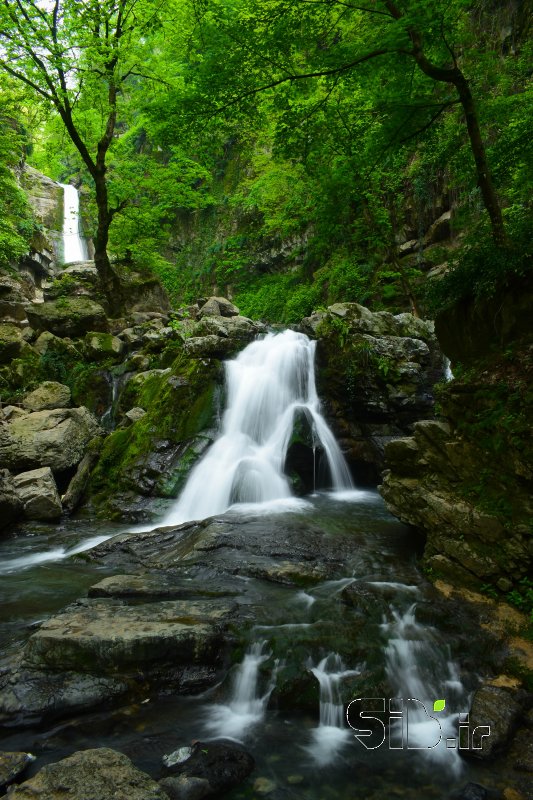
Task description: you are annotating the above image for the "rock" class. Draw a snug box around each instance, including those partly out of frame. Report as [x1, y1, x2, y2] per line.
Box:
[0, 469, 23, 531]
[163, 747, 194, 768]
[7, 748, 168, 800]
[0, 407, 101, 473]
[423, 210, 451, 245]
[452, 784, 489, 800]
[0, 323, 29, 364]
[120, 407, 146, 427]
[12, 467, 62, 520]
[183, 335, 234, 358]
[1, 406, 27, 421]
[198, 296, 239, 318]
[163, 740, 254, 796]
[0, 667, 128, 727]
[159, 775, 211, 800]
[22, 598, 234, 672]
[0, 751, 34, 792]
[463, 684, 522, 758]
[84, 331, 124, 361]
[22, 381, 71, 411]
[61, 442, 103, 513]
[27, 298, 108, 337]
[32, 331, 80, 359]
[254, 777, 277, 794]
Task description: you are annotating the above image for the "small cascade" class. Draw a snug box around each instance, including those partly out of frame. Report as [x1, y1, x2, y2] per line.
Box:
[382, 604, 466, 774]
[161, 330, 353, 527]
[205, 642, 277, 741]
[0, 535, 112, 575]
[443, 356, 454, 382]
[306, 653, 359, 766]
[60, 183, 87, 263]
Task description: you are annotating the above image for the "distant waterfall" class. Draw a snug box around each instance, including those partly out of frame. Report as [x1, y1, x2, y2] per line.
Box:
[161, 330, 353, 526]
[60, 183, 87, 263]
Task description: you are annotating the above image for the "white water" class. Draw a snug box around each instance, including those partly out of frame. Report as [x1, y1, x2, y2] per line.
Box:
[60, 183, 87, 263]
[160, 330, 353, 527]
[0, 535, 113, 575]
[306, 653, 360, 765]
[205, 642, 277, 741]
[382, 604, 465, 774]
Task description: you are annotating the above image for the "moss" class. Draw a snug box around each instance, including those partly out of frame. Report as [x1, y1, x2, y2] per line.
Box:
[86, 353, 222, 513]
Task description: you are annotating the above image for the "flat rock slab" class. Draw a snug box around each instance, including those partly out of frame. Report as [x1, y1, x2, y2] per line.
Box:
[0, 751, 34, 791]
[8, 747, 168, 800]
[88, 573, 241, 600]
[22, 598, 235, 672]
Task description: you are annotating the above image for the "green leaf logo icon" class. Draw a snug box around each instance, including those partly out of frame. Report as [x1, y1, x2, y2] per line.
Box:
[433, 699, 446, 712]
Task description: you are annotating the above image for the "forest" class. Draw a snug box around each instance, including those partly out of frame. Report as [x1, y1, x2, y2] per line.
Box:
[0, 2, 532, 800]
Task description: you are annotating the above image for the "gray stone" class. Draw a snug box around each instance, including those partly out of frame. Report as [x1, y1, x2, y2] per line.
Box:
[13, 467, 62, 520]
[0, 469, 23, 531]
[198, 296, 239, 318]
[121, 407, 146, 427]
[27, 298, 108, 337]
[463, 684, 522, 758]
[8, 748, 168, 800]
[159, 775, 211, 800]
[84, 331, 124, 361]
[0, 407, 101, 473]
[22, 598, 234, 672]
[183, 335, 234, 358]
[0, 751, 34, 791]
[22, 381, 71, 411]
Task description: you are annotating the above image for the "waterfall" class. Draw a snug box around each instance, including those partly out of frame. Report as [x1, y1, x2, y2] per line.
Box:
[60, 183, 87, 263]
[161, 330, 353, 527]
[205, 642, 277, 741]
[306, 653, 359, 765]
[381, 604, 465, 774]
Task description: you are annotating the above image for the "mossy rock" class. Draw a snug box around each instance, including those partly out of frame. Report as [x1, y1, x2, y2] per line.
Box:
[0, 323, 28, 364]
[27, 298, 108, 337]
[86, 353, 223, 518]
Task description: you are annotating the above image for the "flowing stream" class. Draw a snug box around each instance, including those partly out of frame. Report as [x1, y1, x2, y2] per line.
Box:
[59, 183, 87, 263]
[0, 331, 504, 798]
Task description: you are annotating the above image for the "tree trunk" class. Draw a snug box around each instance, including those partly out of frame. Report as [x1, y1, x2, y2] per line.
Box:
[93, 173, 122, 306]
[454, 73, 507, 246]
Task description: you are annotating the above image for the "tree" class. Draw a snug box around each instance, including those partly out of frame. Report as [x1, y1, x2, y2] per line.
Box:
[0, 0, 164, 297]
[189, 0, 507, 245]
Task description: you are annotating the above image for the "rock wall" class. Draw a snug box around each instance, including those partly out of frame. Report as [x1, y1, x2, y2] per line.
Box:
[301, 303, 444, 482]
[380, 278, 533, 593]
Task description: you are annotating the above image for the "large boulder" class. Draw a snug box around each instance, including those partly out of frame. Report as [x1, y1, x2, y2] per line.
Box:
[0, 323, 31, 364]
[22, 381, 71, 411]
[0, 469, 23, 531]
[27, 298, 108, 337]
[0, 407, 101, 473]
[0, 751, 34, 793]
[198, 296, 239, 318]
[12, 467, 62, 520]
[8, 748, 168, 800]
[161, 740, 255, 799]
[84, 331, 124, 361]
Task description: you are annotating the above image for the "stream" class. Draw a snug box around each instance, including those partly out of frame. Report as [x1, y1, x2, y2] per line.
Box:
[0, 331, 509, 798]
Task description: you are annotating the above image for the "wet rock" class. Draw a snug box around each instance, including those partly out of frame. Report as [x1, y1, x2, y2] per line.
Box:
[22, 598, 235, 673]
[463, 684, 523, 758]
[0, 667, 128, 727]
[27, 298, 108, 337]
[198, 296, 239, 318]
[22, 381, 71, 411]
[0, 469, 23, 531]
[159, 775, 211, 800]
[8, 748, 168, 800]
[0, 407, 101, 473]
[163, 740, 254, 796]
[0, 751, 34, 791]
[254, 777, 276, 794]
[84, 331, 124, 361]
[452, 784, 489, 800]
[13, 467, 62, 520]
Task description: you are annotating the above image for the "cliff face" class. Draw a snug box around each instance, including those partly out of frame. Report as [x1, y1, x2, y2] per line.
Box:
[380, 276, 533, 594]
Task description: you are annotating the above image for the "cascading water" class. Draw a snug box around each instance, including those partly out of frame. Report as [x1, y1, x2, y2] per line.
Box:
[382, 604, 466, 775]
[205, 642, 277, 741]
[161, 330, 353, 527]
[60, 183, 87, 263]
[306, 653, 360, 766]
